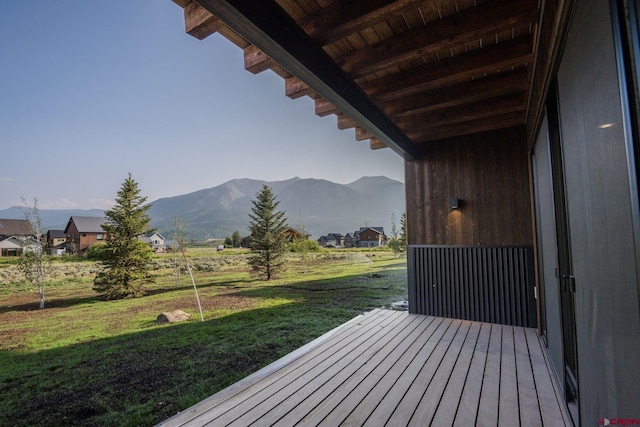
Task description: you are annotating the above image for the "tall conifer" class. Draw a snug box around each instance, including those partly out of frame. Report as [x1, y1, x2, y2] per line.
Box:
[247, 185, 288, 280]
[93, 173, 155, 299]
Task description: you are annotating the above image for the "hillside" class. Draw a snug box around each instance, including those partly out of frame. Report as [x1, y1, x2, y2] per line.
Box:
[0, 176, 405, 240]
[147, 176, 405, 240]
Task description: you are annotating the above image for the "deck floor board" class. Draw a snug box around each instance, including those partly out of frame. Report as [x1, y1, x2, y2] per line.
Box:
[158, 310, 570, 427]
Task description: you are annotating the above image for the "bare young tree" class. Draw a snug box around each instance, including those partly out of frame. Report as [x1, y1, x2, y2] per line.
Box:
[172, 214, 186, 287]
[17, 197, 49, 309]
[387, 212, 405, 257]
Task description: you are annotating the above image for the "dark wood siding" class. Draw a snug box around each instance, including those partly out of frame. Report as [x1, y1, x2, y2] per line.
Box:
[405, 126, 533, 246]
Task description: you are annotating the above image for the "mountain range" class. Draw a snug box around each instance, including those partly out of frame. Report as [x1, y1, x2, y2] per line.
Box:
[0, 176, 405, 240]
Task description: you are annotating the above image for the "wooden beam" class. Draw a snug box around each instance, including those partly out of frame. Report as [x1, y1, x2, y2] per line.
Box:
[339, 0, 538, 78]
[285, 76, 315, 99]
[297, 0, 425, 46]
[407, 111, 526, 142]
[185, 2, 225, 40]
[395, 93, 527, 131]
[243, 44, 278, 74]
[355, 127, 374, 141]
[370, 137, 388, 150]
[172, 0, 192, 8]
[361, 35, 534, 102]
[381, 67, 529, 119]
[314, 98, 339, 117]
[193, 0, 420, 159]
[336, 113, 357, 130]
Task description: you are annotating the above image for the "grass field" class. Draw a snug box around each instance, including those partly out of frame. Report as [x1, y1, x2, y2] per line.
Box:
[0, 249, 407, 426]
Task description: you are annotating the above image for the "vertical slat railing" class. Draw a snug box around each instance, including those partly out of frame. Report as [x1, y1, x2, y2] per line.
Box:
[407, 245, 536, 327]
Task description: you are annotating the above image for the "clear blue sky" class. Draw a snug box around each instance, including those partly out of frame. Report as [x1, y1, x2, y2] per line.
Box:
[0, 1, 404, 210]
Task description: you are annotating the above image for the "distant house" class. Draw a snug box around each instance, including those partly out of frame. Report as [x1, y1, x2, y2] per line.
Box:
[47, 230, 67, 255]
[280, 227, 309, 242]
[0, 236, 26, 257]
[344, 233, 357, 248]
[0, 219, 31, 239]
[0, 219, 33, 256]
[240, 235, 252, 248]
[140, 232, 166, 252]
[64, 216, 107, 255]
[358, 227, 386, 247]
[317, 233, 344, 248]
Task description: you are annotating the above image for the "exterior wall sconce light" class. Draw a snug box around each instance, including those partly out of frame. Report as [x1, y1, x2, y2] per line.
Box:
[449, 198, 460, 209]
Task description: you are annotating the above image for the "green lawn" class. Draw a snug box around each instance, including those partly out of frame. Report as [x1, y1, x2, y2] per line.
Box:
[0, 251, 407, 427]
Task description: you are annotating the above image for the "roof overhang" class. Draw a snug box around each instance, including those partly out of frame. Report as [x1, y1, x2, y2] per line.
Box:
[172, 0, 575, 159]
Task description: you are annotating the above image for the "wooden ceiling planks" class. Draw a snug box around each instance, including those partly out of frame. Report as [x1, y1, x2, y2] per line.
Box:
[172, 0, 541, 155]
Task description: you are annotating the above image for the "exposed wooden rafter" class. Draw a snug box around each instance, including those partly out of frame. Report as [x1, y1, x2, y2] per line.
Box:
[381, 68, 530, 119]
[297, 0, 426, 46]
[338, 0, 537, 77]
[190, 0, 422, 159]
[360, 35, 534, 101]
[172, 0, 543, 155]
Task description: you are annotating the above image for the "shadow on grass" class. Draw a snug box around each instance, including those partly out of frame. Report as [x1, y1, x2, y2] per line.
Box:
[143, 278, 250, 297]
[0, 295, 100, 314]
[0, 299, 368, 427]
[1, 264, 404, 315]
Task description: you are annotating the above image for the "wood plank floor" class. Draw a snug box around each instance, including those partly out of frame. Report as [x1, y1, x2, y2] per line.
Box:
[158, 309, 571, 427]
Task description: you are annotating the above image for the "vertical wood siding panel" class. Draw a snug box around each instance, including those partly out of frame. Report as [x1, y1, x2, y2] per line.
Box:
[404, 127, 533, 247]
[408, 245, 537, 327]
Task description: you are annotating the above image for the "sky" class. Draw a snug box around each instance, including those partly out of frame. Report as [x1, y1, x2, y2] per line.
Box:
[0, 1, 404, 211]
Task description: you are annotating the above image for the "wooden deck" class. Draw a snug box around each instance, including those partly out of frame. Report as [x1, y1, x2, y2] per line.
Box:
[158, 309, 571, 426]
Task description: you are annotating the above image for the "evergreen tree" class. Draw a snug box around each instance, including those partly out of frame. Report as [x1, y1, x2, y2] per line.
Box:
[247, 185, 288, 280]
[93, 173, 155, 299]
[232, 230, 242, 248]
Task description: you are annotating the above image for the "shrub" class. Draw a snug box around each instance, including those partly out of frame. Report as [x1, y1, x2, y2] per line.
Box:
[290, 239, 321, 253]
[86, 243, 110, 260]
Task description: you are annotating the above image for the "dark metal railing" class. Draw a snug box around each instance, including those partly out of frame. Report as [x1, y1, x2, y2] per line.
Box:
[408, 245, 536, 327]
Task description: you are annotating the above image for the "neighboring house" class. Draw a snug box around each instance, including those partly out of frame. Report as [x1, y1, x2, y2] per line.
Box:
[357, 227, 386, 247]
[47, 230, 67, 255]
[280, 227, 309, 242]
[0, 236, 26, 257]
[0, 219, 33, 257]
[0, 218, 31, 239]
[317, 233, 343, 247]
[240, 235, 252, 248]
[64, 216, 107, 256]
[343, 232, 356, 248]
[140, 232, 166, 252]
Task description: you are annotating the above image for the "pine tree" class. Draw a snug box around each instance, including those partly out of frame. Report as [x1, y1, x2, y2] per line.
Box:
[93, 173, 155, 299]
[247, 185, 288, 280]
[232, 230, 242, 248]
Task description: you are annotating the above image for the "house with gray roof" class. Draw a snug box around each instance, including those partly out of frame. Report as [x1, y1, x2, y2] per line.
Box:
[47, 230, 67, 255]
[357, 227, 387, 247]
[0, 219, 31, 238]
[64, 216, 107, 255]
[0, 219, 34, 256]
